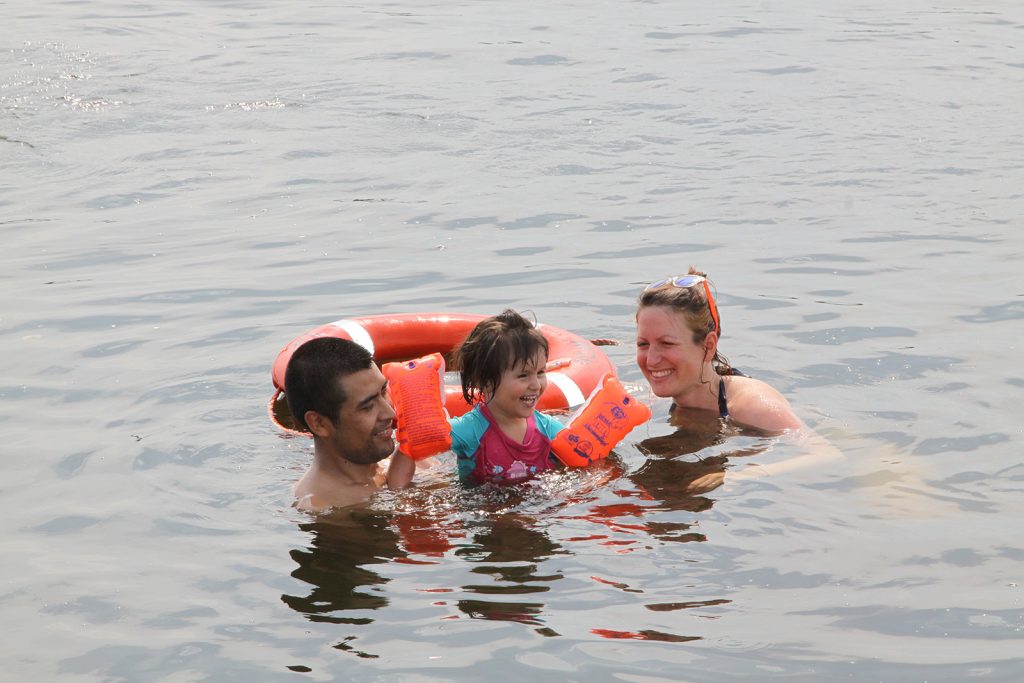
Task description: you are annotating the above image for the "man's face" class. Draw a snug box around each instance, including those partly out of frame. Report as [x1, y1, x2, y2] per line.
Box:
[327, 364, 397, 464]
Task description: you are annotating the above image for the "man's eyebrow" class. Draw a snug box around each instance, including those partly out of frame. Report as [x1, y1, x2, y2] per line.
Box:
[356, 380, 387, 409]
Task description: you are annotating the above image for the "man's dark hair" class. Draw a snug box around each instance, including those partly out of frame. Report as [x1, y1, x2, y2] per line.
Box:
[284, 337, 374, 431]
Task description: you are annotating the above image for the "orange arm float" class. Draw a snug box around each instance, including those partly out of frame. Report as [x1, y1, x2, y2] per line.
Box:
[381, 353, 452, 461]
[551, 374, 651, 467]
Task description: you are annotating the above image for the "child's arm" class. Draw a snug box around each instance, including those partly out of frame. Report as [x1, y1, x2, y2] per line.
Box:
[386, 450, 417, 489]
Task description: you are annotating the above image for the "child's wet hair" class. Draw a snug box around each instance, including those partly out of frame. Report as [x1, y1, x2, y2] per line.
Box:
[455, 309, 549, 404]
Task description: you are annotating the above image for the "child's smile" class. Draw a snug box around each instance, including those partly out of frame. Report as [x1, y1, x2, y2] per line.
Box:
[486, 351, 549, 425]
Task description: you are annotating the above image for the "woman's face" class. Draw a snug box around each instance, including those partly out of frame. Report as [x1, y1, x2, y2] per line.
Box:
[635, 305, 709, 399]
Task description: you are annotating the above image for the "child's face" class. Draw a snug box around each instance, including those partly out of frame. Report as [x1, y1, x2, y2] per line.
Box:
[487, 351, 548, 422]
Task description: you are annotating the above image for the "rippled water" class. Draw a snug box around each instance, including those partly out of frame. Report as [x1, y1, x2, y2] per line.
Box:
[3, 0, 1022, 680]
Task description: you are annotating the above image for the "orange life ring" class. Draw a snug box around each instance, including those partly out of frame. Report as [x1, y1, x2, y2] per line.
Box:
[269, 313, 616, 432]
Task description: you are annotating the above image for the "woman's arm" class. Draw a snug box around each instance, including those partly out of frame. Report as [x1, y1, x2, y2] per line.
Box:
[729, 427, 844, 481]
[726, 377, 843, 480]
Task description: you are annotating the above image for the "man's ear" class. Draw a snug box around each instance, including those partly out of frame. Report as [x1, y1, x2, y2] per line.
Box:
[304, 410, 334, 438]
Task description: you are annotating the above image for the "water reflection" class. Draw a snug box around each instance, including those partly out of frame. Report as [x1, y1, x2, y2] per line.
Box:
[634, 407, 775, 505]
[282, 512, 400, 625]
[282, 488, 572, 645]
[455, 514, 565, 632]
[566, 407, 776, 553]
[279, 416, 774, 652]
[391, 497, 463, 564]
[578, 409, 765, 643]
[634, 414, 728, 507]
[591, 628, 701, 643]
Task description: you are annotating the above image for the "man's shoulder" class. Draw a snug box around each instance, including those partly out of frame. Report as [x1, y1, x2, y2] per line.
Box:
[294, 486, 376, 513]
[294, 467, 381, 513]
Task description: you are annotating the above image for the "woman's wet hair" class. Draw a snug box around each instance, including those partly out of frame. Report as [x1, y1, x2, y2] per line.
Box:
[455, 309, 549, 404]
[637, 266, 737, 376]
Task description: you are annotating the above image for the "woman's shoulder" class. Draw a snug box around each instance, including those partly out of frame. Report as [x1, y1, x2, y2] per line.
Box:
[724, 375, 804, 433]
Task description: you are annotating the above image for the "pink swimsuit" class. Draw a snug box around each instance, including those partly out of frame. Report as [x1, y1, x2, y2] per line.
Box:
[450, 404, 565, 485]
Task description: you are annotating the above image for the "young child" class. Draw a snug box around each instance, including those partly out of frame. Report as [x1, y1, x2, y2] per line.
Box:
[450, 309, 566, 485]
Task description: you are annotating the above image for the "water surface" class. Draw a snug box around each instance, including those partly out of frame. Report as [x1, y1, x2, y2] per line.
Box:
[2, 0, 1022, 680]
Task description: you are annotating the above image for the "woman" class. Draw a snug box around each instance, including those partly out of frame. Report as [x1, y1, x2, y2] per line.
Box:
[636, 268, 804, 433]
[633, 268, 844, 487]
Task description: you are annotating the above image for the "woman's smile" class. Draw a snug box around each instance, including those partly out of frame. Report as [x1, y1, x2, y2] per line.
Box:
[636, 305, 708, 400]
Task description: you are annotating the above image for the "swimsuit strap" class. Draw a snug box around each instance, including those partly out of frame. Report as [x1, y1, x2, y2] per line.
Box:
[666, 376, 731, 418]
[718, 377, 729, 418]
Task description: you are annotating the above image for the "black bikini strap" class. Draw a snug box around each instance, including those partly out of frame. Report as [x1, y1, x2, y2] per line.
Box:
[718, 377, 729, 418]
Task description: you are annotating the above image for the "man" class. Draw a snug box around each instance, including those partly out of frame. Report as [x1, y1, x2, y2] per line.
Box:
[285, 337, 415, 512]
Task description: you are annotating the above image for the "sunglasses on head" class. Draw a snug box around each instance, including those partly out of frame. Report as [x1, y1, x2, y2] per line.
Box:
[644, 275, 720, 336]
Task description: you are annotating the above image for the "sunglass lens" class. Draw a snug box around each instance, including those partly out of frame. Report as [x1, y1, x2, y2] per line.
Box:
[670, 275, 702, 288]
[646, 278, 671, 290]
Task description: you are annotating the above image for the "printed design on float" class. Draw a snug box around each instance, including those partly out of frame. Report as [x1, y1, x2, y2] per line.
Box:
[381, 353, 451, 460]
[551, 374, 652, 467]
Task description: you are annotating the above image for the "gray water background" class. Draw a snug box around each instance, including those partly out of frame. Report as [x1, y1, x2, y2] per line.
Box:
[2, 0, 1022, 680]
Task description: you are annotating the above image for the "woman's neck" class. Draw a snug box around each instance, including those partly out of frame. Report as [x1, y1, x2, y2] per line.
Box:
[673, 370, 721, 413]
